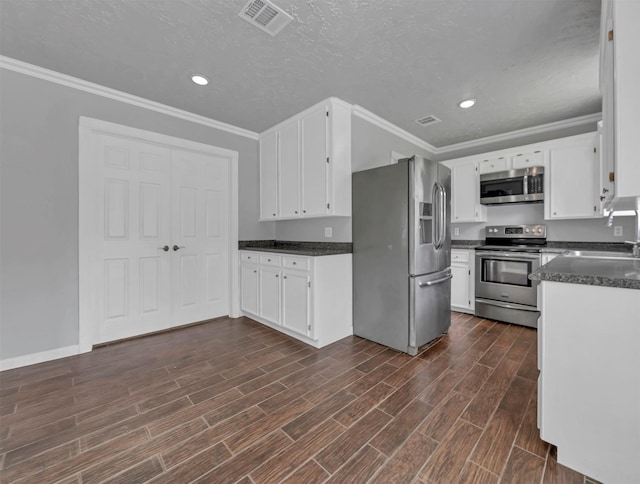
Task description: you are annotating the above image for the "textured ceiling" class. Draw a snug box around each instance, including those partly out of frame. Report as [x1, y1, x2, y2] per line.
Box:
[0, 0, 602, 147]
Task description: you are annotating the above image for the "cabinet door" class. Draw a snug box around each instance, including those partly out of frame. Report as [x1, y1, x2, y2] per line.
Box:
[611, 0, 640, 199]
[451, 263, 470, 310]
[259, 267, 281, 324]
[512, 151, 544, 169]
[278, 120, 301, 218]
[301, 105, 328, 216]
[282, 271, 310, 337]
[478, 156, 508, 174]
[240, 264, 258, 315]
[259, 131, 278, 220]
[547, 135, 599, 219]
[451, 161, 484, 222]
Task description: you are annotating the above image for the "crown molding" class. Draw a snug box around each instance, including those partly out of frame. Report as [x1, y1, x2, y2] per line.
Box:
[351, 105, 437, 155]
[435, 112, 602, 155]
[0, 56, 259, 140]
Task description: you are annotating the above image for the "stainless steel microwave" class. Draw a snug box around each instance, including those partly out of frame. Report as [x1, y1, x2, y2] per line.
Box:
[480, 166, 544, 205]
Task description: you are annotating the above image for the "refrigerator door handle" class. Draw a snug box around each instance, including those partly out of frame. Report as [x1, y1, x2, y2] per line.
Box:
[418, 273, 452, 287]
[433, 183, 446, 249]
[439, 183, 447, 248]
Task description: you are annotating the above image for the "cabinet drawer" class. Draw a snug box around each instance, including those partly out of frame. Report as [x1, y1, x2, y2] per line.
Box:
[283, 255, 311, 271]
[241, 252, 260, 263]
[260, 254, 282, 266]
[451, 250, 470, 263]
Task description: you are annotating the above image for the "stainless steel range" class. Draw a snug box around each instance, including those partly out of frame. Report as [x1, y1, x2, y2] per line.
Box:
[475, 224, 546, 328]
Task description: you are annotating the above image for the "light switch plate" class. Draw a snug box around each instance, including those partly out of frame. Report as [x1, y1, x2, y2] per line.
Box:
[614, 226, 623, 236]
[324, 227, 333, 238]
[454, 227, 460, 236]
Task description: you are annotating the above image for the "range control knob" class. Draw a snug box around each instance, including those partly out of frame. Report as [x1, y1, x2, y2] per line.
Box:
[525, 228, 530, 233]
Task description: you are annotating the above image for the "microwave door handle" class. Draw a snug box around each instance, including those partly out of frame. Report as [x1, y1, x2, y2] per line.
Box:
[523, 174, 528, 195]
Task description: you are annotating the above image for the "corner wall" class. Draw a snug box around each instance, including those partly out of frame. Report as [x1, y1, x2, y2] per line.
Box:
[0, 68, 273, 362]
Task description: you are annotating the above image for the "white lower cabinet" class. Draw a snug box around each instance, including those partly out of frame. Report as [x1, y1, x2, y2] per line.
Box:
[538, 281, 640, 483]
[240, 250, 353, 348]
[281, 270, 310, 337]
[451, 249, 475, 313]
[259, 267, 281, 325]
[240, 263, 258, 315]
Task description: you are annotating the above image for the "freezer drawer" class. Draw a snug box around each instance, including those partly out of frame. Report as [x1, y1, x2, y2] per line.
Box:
[409, 269, 452, 355]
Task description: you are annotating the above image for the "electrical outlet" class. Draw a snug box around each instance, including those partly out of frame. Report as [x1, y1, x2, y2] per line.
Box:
[324, 227, 333, 238]
[614, 226, 623, 237]
[454, 227, 460, 236]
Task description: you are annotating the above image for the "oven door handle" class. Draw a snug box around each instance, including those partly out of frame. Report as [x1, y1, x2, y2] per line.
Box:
[476, 251, 540, 261]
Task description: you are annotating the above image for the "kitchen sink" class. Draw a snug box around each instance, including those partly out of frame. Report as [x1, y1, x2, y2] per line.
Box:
[562, 250, 638, 260]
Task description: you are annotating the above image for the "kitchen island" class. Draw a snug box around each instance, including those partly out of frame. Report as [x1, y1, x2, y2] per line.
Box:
[530, 256, 640, 483]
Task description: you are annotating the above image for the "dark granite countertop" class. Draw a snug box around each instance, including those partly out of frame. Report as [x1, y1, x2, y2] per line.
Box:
[530, 256, 640, 290]
[451, 240, 483, 249]
[541, 242, 633, 254]
[239, 240, 352, 256]
[451, 241, 632, 254]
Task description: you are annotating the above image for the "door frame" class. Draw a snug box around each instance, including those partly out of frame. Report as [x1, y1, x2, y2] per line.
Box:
[78, 117, 240, 353]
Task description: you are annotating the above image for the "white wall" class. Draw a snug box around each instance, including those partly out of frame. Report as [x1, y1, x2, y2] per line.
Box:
[0, 68, 272, 361]
[452, 202, 634, 242]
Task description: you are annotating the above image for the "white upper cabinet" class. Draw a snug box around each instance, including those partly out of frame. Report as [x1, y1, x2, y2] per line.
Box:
[447, 160, 487, 223]
[511, 150, 544, 169]
[259, 98, 352, 221]
[278, 119, 300, 218]
[259, 131, 278, 220]
[600, 0, 640, 205]
[301, 105, 329, 217]
[443, 133, 602, 222]
[546, 133, 600, 219]
[478, 156, 508, 174]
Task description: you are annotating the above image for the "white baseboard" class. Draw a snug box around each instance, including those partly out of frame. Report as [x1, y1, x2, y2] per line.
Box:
[0, 345, 80, 371]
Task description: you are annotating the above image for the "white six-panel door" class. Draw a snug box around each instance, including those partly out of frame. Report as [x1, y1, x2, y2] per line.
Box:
[80, 119, 236, 348]
[97, 134, 173, 343]
[171, 149, 229, 326]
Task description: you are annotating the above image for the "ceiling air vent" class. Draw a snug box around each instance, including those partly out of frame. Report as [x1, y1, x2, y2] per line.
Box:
[238, 0, 293, 37]
[415, 115, 441, 127]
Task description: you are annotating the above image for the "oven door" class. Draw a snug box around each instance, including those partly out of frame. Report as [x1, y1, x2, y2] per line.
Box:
[475, 251, 540, 307]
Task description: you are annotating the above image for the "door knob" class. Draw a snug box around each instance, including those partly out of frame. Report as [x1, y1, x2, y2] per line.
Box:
[173, 245, 185, 251]
[158, 245, 169, 252]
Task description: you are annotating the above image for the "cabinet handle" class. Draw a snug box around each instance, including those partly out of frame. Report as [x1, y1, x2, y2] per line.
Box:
[292, 262, 296, 265]
[272, 213, 276, 216]
[267, 258, 271, 262]
[275, 274, 279, 278]
[253, 270, 257, 273]
[158, 245, 170, 252]
[295, 211, 298, 214]
[283, 275, 287, 279]
[303, 210, 306, 213]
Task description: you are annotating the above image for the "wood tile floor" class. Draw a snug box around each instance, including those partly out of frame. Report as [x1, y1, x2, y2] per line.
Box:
[0, 312, 592, 483]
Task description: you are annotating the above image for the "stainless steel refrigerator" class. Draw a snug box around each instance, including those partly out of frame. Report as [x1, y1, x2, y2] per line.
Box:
[352, 156, 451, 355]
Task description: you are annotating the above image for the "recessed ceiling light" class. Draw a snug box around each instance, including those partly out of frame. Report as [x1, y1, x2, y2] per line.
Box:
[458, 98, 476, 109]
[191, 74, 209, 86]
